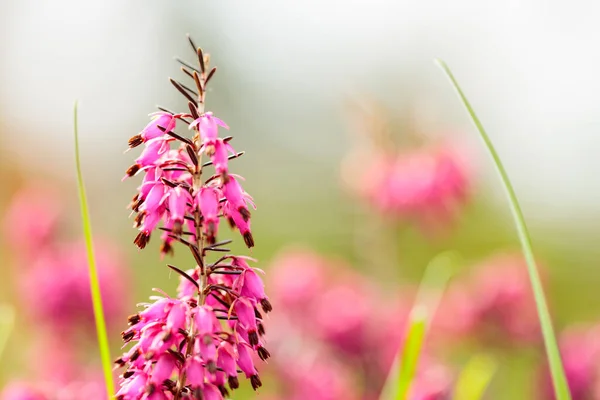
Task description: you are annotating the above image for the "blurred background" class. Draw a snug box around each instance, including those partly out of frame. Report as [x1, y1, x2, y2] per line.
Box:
[2, 1, 600, 399]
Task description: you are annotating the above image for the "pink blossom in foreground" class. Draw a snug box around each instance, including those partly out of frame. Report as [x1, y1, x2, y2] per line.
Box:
[435, 252, 541, 345]
[116, 38, 270, 399]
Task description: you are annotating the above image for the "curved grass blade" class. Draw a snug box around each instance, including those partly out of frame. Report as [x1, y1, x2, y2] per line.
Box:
[0, 304, 15, 360]
[453, 354, 497, 400]
[435, 59, 571, 400]
[380, 251, 457, 400]
[74, 101, 115, 397]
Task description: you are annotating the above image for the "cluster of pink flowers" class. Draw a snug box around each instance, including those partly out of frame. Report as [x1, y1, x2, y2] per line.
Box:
[116, 37, 271, 400]
[265, 249, 452, 400]
[1, 184, 128, 398]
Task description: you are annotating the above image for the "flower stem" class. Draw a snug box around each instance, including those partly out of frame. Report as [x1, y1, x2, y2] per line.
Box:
[73, 101, 115, 398]
[434, 59, 571, 400]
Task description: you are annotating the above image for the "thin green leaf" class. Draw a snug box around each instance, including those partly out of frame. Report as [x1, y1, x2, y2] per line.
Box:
[74, 101, 115, 398]
[453, 354, 497, 400]
[380, 251, 457, 400]
[0, 304, 15, 360]
[435, 59, 571, 400]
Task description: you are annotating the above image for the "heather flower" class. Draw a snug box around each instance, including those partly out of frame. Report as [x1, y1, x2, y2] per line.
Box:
[116, 36, 271, 399]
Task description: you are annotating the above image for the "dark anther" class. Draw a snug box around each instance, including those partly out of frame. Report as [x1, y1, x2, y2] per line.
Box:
[206, 67, 217, 84]
[134, 231, 150, 249]
[123, 370, 134, 379]
[250, 375, 262, 391]
[169, 78, 197, 105]
[248, 330, 259, 346]
[172, 221, 183, 235]
[254, 308, 263, 319]
[243, 231, 255, 248]
[168, 349, 186, 364]
[257, 346, 270, 361]
[129, 348, 141, 362]
[207, 360, 217, 374]
[127, 314, 141, 326]
[114, 357, 126, 367]
[260, 298, 273, 313]
[145, 383, 156, 395]
[197, 48, 206, 73]
[133, 212, 144, 228]
[121, 329, 135, 342]
[218, 385, 229, 397]
[159, 241, 174, 257]
[162, 379, 176, 391]
[238, 207, 251, 222]
[167, 264, 200, 290]
[126, 164, 140, 177]
[228, 376, 240, 390]
[128, 134, 143, 148]
[258, 322, 266, 336]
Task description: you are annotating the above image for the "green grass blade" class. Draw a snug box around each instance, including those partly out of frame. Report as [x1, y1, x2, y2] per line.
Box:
[435, 59, 571, 400]
[0, 305, 15, 361]
[453, 354, 497, 400]
[74, 102, 115, 398]
[394, 308, 427, 400]
[380, 251, 457, 400]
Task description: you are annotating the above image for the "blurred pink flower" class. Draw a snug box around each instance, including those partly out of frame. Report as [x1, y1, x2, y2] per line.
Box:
[0, 383, 47, 400]
[2, 183, 62, 255]
[344, 144, 470, 231]
[539, 325, 600, 400]
[267, 249, 451, 399]
[19, 239, 128, 335]
[435, 252, 541, 345]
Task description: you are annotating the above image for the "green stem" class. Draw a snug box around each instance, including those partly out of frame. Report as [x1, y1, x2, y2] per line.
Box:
[435, 59, 571, 400]
[74, 101, 115, 398]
